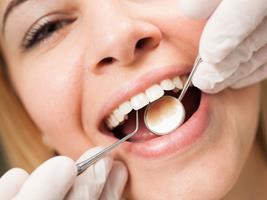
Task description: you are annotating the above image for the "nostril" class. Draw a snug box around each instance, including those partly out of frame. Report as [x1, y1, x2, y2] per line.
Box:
[98, 57, 115, 66]
[135, 37, 156, 50]
[136, 38, 147, 49]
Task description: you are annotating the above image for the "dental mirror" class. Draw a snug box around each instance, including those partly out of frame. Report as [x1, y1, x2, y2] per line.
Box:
[144, 96, 185, 135]
[144, 56, 202, 135]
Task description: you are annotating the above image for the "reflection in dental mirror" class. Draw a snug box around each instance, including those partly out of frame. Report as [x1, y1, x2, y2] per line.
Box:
[144, 96, 185, 135]
[144, 56, 201, 136]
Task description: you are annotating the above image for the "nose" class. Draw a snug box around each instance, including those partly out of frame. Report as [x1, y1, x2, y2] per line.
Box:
[88, 5, 162, 69]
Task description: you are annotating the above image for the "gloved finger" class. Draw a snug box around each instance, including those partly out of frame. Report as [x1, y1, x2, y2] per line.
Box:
[179, 0, 222, 19]
[244, 17, 267, 52]
[215, 44, 267, 92]
[66, 147, 113, 200]
[100, 161, 128, 200]
[0, 168, 29, 200]
[231, 63, 267, 89]
[217, 16, 267, 69]
[193, 18, 267, 93]
[14, 157, 77, 200]
[192, 60, 233, 93]
[200, 0, 267, 63]
[226, 43, 267, 85]
[193, 43, 267, 93]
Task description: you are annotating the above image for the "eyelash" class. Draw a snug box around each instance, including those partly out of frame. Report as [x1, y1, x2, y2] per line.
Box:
[23, 17, 74, 49]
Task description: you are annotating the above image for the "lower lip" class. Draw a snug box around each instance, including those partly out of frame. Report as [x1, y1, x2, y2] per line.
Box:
[102, 92, 210, 159]
[124, 92, 210, 158]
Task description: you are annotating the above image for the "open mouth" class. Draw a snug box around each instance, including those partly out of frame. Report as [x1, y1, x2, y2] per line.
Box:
[101, 75, 201, 142]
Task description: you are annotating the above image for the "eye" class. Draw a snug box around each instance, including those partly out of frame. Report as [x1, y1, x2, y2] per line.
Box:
[23, 17, 75, 49]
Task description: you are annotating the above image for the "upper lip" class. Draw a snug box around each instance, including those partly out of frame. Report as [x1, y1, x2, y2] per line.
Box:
[97, 64, 192, 128]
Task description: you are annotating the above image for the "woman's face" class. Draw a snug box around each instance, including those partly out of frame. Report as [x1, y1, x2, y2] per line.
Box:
[0, 0, 261, 199]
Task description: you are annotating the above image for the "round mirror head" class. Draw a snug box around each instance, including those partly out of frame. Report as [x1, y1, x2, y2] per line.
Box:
[144, 96, 185, 135]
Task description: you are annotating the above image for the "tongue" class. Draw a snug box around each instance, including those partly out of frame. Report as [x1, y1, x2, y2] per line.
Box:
[113, 87, 201, 142]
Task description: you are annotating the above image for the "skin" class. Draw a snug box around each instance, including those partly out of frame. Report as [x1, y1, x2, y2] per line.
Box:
[0, 0, 266, 199]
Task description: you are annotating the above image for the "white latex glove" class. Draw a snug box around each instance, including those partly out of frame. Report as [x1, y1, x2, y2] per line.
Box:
[179, 0, 267, 93]
[0, 147, 128, 200]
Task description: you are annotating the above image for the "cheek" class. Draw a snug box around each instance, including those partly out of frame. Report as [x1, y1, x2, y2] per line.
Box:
[20, 63, 80, 130]
[9, 51, 91, 157]
[144, 6, 206, 52]
[236, 85, 261, 147]
[163, 18, 205, 47]
[214, 85, 261, 151]
[195, 85, 261, 197]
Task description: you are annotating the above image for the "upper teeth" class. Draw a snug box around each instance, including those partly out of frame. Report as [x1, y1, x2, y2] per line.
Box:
[105, 75, 186, 130]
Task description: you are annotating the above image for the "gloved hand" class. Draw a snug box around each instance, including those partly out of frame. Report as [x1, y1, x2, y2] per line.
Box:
[0, 147, 128, 200]
[179, 0, 267, 93]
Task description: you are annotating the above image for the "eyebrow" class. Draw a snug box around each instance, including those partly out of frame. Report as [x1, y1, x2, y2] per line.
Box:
[2, 0, 29, 32]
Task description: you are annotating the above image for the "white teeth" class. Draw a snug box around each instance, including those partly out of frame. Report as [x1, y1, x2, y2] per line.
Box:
[130, 93, 149, 110]
[173, 76, 183, 89]
[145, 84, 164, 103]
[113, 109, 125, 123]
[181, 76, 188, 85]
[118, 101, 132, 115]
[105, 75, 187, 130]
[105, 118, 113, 130]
[110, 114, 119, 127]
[181, 75, 192, 87]
[160, 79, 175, 91]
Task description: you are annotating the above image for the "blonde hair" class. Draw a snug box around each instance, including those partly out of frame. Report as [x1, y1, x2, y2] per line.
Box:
[0, 55, 267, 172]
[0, 62, 53, 172]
